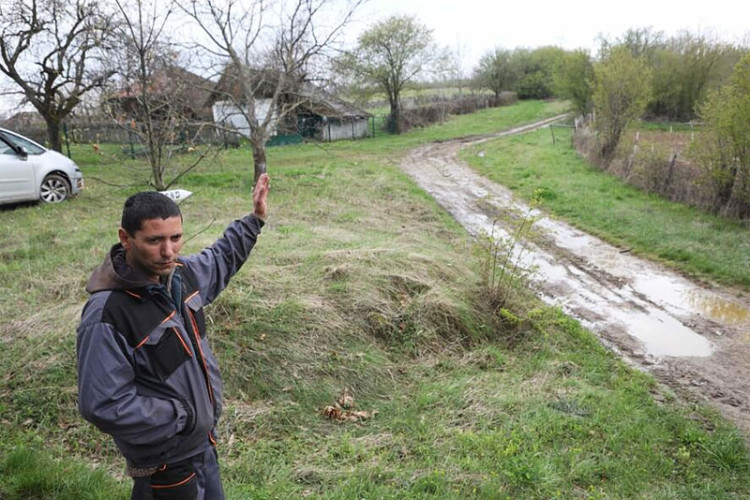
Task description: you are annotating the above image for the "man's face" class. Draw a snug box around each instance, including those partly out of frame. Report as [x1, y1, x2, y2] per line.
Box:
[118, 216, 183, 282]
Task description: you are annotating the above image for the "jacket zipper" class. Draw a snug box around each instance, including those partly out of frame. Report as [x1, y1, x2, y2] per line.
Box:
[183, 302, 215, 407]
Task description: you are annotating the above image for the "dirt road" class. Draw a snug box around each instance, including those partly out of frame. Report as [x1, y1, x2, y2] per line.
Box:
[400, 116, 750, 435]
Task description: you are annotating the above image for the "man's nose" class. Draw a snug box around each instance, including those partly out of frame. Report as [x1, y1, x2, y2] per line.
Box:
[161, 242, 175, 258]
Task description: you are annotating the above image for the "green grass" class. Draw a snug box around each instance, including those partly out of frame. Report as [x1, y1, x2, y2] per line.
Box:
[461, 126, 750, 288]
[2, 100, 749, 498]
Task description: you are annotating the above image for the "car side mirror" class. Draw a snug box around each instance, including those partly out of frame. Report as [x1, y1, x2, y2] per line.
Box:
[17, 146, 28, 160]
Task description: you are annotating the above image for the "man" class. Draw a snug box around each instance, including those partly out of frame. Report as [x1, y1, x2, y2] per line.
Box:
[77, 174, 270, 499]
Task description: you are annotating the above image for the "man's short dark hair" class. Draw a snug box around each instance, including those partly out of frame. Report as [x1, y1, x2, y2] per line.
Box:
[121, 192, 182, 235]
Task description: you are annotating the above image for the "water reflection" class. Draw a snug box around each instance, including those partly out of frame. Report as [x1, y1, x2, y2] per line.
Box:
[686, 292, 750, 325]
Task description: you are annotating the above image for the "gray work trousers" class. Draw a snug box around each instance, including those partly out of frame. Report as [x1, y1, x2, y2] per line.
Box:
[130, 447, 225, 500]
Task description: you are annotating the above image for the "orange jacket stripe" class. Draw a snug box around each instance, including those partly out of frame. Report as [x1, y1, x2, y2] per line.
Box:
[172, 328, 193, 356]
[160, 310, 176, 324]
[151, 472, 196, 489]
[134, 335, 150, 349]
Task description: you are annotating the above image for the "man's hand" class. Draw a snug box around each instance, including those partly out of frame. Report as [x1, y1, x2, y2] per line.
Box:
[253, 173, 270, 221]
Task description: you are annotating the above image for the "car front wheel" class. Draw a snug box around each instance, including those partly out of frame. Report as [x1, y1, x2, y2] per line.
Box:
[40, 174, 70, 203]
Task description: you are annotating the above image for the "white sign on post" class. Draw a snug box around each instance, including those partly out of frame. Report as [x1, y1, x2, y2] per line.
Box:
[159, 189, 193, 202]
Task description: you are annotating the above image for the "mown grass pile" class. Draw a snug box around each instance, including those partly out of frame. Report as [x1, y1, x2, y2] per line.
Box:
[2, 100, 749, 499]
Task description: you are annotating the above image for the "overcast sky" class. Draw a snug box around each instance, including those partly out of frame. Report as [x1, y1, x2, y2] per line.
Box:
[354, 0, 750, 68]
[2, 0, 749, 119]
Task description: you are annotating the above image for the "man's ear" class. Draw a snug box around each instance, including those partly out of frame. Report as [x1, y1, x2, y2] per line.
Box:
[118, 227, 132, 250]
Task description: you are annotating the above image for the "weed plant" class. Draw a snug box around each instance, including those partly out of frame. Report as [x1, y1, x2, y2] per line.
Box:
[475, 194, 543, 344]
[1, 100, 749, 498]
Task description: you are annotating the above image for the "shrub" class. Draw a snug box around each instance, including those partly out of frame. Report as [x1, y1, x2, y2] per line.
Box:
[395, 93, 518, 133]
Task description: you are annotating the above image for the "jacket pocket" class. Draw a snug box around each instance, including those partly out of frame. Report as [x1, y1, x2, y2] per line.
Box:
[144, 327, 193, 381]
[150, 457, 198, 500]
[185, 292, 206, 339]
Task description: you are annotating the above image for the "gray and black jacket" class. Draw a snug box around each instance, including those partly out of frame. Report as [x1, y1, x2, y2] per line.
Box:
[77, 215, 263, 468]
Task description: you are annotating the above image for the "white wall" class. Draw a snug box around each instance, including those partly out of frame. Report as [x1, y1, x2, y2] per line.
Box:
[323, 119, 370, 141]
[213, 100, 371, 142]
[211, 99, 275, 138]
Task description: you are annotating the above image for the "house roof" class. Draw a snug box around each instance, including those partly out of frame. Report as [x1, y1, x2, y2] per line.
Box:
[1, 111, 44, 129]
[207, 66, 284, 105]
[297, 84, 372, 119]
[209, 64, 370, 120]
[114, 64, 213, 99]
[110, 64, 214, 120]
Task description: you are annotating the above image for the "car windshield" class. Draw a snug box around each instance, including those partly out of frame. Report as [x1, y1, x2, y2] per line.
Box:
[1, 131, 45, 155]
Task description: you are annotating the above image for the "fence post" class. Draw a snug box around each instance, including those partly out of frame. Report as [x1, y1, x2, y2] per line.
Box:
[63, 121, 72, 159]
[550, 125, 556, 145]
[663, 152, 678, 193]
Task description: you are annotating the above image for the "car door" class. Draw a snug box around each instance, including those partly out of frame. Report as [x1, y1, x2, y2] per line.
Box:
[0, 135, 36, 202]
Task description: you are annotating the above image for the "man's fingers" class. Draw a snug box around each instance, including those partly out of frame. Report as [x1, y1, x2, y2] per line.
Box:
[253, 174, 270, 219]
[255, 174, 270, 193]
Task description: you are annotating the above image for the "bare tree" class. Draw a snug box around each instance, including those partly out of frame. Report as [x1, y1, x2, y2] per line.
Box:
[106, 0, 212, 190]
[451, 38, 468, 95]
[181, 0, 364, 183]
[0, 0, 115, 152]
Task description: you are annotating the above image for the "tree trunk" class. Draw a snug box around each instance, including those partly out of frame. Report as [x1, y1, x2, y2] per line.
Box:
[388, 90, 401, 134]
[390, 105, 401, 134]
[250, 133, 267, 184]
[45, 118, 62, 153]
[714, 163, 737, 214]
[146, 121, 166, 191]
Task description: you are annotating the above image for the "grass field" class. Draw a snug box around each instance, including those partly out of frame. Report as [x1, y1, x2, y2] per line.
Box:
[2, 101, 749, 499]
[462, 126, 750, 288]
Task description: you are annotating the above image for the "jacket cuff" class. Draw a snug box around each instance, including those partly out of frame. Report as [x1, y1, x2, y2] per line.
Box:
[250, 213, 266, 226]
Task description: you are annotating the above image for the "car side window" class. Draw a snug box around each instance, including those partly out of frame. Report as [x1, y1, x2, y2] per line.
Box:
[0, 137, 16, 155]
[3, 133, 44, 155]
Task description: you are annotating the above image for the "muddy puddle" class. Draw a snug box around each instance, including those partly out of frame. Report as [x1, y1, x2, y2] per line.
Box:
[400, 117, 750, 435]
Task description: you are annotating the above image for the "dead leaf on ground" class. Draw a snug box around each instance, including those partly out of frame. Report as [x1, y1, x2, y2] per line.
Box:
[338, 387, 355, 409]
[322, 404, 378, 422]
[323, 405, 342, 420]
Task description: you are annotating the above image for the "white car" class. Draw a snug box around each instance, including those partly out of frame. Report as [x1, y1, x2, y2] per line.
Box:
[0, 127, 84, 205]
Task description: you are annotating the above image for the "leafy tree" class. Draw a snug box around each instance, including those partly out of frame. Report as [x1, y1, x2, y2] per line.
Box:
[473, 48, 517, 100]
[339, 15, 436, 134]
[553, 49, 594, 116]
[591, 46, 652, 161]
[511, 46, 565, 99]
[599, 26, 664, 61]
[0, 0, 115, 152]
[695, 51, 750, 217]
[649, 33, 729, 120]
